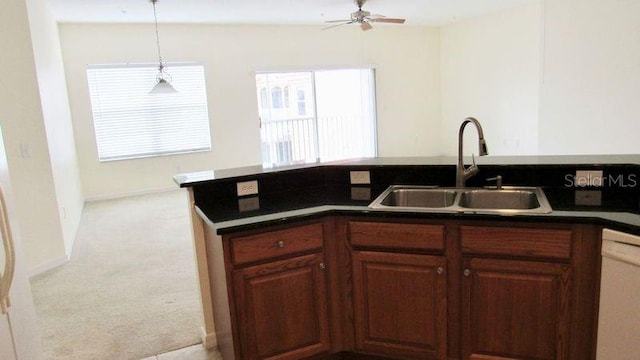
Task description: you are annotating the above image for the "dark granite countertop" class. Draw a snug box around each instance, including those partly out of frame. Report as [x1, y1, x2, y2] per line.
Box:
[174, 155, 640, 187]
[175, 156, 640, 236]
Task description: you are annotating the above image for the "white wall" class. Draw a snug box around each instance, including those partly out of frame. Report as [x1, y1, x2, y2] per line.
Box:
[439, 0, 640, 157]
[370, 27, 442, 157]
[0, 0, 74, 270]
[59, 24, 442, 198]
[538, 0, 640, 155]
[440, 3, 541, 156]
[26, 0, 84, 263]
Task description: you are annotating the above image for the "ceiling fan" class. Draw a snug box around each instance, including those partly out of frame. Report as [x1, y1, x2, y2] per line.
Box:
[323, 0, 406, 31]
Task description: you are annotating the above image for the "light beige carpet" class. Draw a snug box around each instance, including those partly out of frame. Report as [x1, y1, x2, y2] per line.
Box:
[30, 190, 202, 360]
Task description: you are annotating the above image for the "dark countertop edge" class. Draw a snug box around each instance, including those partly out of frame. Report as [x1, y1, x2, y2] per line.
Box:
[175, 162, 326, 187]
[195, 204, 640, 237]
[174, 155, 640, 187]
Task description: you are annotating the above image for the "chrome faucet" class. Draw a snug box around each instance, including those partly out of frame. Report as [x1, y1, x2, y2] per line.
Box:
[456, 117, 488, 187]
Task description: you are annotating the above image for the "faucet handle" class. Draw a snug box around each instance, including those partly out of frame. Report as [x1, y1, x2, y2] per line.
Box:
[486, 175, 503, 190]
[471, 153, 476, 166]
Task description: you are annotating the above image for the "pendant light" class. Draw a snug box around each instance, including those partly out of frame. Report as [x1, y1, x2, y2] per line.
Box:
[149, 0, 176, 94]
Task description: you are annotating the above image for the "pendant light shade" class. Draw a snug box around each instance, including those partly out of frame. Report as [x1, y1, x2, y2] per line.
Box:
[149, 0, 176, 94]
[150, 65, 177, 94]
[150, 78, 176, 94]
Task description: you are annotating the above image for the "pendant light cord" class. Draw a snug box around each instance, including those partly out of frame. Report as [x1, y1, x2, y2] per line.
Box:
[148, 0, 176, 92]
[152, 0, 164, 68]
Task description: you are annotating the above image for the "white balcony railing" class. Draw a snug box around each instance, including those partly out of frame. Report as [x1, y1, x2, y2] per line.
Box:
[261, 115, 374, 167]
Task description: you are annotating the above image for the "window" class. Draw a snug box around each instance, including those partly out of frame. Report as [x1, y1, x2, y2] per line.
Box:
[86, 63, 211, 162]
[271, 87, 283, 109]
[256, 69, 377, 166]
[283, 86, 290, 108]
[259, 88, 268, 109]
[297, 89, 306, 116]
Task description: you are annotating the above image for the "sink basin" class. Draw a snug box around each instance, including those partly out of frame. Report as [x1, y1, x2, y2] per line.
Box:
[457, 187, 552, 214]
[378, 187, 457, 208]
[369, 185, 552, 214]
[458, 189, 540, 210]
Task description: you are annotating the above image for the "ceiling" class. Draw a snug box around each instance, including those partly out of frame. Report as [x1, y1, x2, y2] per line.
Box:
[47, 0, 538, 26]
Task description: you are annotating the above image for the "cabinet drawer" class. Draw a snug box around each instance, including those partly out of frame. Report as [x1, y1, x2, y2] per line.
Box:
[460, 226, 572, 260]
[230, 223, 324, 265]
[349, 221, 445, 251]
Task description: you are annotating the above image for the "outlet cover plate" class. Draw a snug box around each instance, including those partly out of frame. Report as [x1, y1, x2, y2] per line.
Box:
[575, 170, 603, 187]
[350, 171, 371, 185]
[237, 180, 259, 196]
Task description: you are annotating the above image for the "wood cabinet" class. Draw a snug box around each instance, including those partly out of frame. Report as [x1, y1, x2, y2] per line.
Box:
[458, 225, 593, 360]
[348, 221, 448, 360]
[233, 253, 330, 360]
[224, 221, 331, 360]
[352, 251, 447, 359]
[461, 257, 571, 360]
[210, 218, 600, 360]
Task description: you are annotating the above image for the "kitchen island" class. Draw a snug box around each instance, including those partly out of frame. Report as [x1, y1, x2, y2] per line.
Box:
[175, 156, 640, 360]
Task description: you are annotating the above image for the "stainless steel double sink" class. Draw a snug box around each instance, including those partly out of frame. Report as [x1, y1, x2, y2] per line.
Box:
[369, 185, 553, 215]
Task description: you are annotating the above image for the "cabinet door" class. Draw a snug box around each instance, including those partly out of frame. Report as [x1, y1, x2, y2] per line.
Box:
[233, 253, 330, 360]
[352, 251, 447, 360]
[462, 257, 571, 360]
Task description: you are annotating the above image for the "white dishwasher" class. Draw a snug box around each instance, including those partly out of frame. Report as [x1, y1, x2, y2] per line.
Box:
[597, 228, 640, 360]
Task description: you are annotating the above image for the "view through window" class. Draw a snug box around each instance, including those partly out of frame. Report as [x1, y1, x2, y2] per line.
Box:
[256, 69, 377, 166]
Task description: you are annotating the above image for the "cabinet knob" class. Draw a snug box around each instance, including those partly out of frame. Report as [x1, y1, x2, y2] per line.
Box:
[276, 240, 285, 248]
[437, 267, 444, 275]
[319, 262, 326, 270]
[463, 269, 471, 277]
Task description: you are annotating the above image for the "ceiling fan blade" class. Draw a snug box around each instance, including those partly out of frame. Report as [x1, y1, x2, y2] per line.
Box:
[324, 19, 352, 23]
[360, 22, 373, 31]
[322, 21, 353, 30]
[371, 18, 406, 24]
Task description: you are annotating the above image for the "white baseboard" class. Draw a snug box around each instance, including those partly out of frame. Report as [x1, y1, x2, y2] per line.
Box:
[64, 201, 85, 260]
[201, 326, 217, 349]
[29, 254, 69, 277]
[84, 187, 180, 202]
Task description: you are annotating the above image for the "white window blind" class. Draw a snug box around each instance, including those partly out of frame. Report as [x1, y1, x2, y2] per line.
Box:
[87, 63, 211, 162]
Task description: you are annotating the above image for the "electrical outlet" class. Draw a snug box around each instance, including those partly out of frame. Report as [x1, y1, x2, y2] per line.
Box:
[236, 180, 259, 196]
[575, 170, 603, 187]
[350, 171, 371, 185]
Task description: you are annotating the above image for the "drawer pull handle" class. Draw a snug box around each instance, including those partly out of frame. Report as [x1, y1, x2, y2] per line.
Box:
[463, 269, 471, 277]
[276, 240, 285, 248]
[437, 267, 444, 275]
[319, 262, 326, 270]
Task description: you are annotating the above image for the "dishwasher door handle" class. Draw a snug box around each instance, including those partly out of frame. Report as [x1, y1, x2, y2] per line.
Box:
[602, 239, 640, 267]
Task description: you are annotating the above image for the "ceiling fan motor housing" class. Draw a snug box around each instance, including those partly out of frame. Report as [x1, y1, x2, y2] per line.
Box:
[351, 10, 370, 22]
